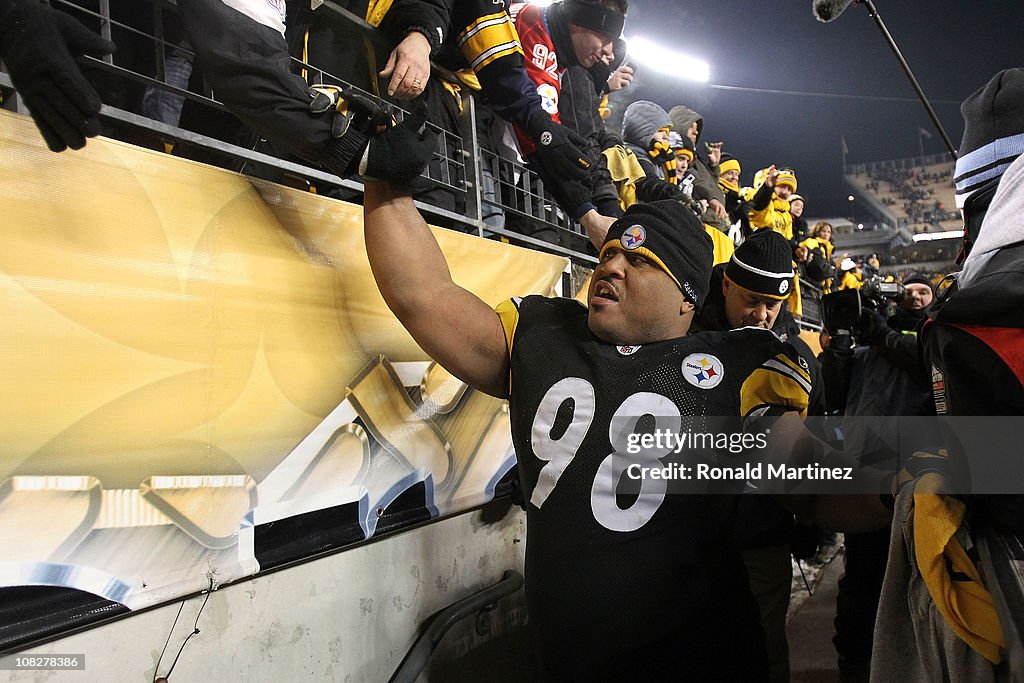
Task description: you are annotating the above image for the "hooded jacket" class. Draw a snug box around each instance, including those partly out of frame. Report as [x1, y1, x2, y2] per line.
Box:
[669, 105, 730, 232]
[621, 100, 672, 179]
[618, 101, 686, 203]
[959, 152, 1024, 288]
[924, 152, 1024, 419]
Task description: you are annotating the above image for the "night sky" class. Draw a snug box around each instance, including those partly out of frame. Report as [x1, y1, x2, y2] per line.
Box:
[606, 0, 1021, 218]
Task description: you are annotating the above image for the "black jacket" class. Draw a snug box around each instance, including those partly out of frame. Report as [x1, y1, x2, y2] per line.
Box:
[559, 65, 622, 217]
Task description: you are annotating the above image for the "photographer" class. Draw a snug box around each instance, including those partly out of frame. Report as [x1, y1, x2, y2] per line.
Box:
[854, 274, 935, 401]
[820, 274, 937, 678]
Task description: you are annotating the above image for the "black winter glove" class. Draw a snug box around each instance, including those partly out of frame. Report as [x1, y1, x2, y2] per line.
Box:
[857, 309, 890, 345]
[307, 84, 390, 138]
[0, 0, 115, 152]
[362, 104, 437, 183]
[524, 111, 595, 216]
[322, 103, 436, 183]
[525, 109, 593, 183]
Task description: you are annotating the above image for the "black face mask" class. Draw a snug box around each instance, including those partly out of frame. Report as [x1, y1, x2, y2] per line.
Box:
[959, 175, 1000, 263]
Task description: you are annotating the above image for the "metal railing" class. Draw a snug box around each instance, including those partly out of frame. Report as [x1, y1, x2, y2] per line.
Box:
[389, 570, 525, 683]
[1, 1, 828, 329]
[0, 0, 597, 264]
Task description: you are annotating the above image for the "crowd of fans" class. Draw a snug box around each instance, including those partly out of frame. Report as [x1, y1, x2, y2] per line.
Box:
[2, 1, 1022, 682]
[851, 164, 959, 231]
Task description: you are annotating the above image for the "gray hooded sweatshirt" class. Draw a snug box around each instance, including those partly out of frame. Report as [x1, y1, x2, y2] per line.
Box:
[621, 100, 672, 180]
[670, 105, 730, 232]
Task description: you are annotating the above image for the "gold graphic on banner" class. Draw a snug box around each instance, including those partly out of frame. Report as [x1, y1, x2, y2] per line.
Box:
[0, 111, 565, 618]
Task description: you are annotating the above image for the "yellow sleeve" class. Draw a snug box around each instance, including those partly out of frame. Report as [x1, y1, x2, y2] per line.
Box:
[747, 202, 771, 230]
[740, 352, 811, 418]
[495, 298, 523, 394]
[459, 11, 524, 73]
[495, 298, 521, 359]
[787, 273, 802, 318]
[705, 225, 735, 265]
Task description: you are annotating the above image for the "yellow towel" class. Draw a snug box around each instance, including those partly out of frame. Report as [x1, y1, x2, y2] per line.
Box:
[602, 146, 646, 211]
[914, 479, 1006, 664]
[787, 271, 803, 318]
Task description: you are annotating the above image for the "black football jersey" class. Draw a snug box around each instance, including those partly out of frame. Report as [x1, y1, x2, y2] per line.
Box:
[496, 295, 810, 679]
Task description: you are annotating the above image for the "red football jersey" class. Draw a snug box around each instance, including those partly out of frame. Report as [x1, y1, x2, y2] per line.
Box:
[509, 3, 564, 155]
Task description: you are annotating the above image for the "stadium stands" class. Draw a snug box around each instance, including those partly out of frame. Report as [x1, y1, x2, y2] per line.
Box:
[845, 155, 958, 235]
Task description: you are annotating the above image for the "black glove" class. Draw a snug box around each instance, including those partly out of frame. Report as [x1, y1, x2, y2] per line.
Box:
[307, 84, 390, 138]
[322, 104, 436, 183]
[524, 109, 593, 184]
[0, 0, 115, 151]
[363, 103, 437, 183]
[857, 309, 890, 344]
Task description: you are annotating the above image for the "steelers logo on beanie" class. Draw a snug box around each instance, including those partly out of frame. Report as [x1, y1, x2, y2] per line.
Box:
[724, 229, 795, 299]
[602, 201, 714, 307]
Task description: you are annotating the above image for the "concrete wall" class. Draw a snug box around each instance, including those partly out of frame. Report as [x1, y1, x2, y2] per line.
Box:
[5, 501, 533, 683]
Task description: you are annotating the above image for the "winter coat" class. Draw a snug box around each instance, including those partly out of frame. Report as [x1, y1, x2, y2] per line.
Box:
[669, 105, 730, 232]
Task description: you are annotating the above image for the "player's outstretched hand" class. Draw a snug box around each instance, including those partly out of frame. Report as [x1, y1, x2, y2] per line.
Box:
[891, 448, 956, 497]
[0, 0, 115, 151]
[363, 103, 437, 183]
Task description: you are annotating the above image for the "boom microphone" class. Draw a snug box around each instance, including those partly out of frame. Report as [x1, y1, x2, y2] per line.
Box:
[811, 0, 958, 159]
[813, 0, 858, 22]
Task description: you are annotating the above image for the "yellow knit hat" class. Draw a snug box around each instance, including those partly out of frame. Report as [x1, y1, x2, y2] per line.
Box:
[719, 157, 741, 176]
[776, 169, 798, 191]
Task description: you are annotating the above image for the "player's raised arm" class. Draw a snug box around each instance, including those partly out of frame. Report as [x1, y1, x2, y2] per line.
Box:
[363, 181, 511, 398]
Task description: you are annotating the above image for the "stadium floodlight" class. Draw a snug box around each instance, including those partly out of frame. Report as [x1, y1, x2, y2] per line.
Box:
[623, 36, 710, 82]
[913, 229, 965, 242]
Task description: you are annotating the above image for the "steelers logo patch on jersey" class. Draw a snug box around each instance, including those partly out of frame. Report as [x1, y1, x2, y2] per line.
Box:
[616, 345, 641, 356]
[622, 225, 646, 250]
[797, 356, 809, 371]
[779, 279, 789, 295]
[682, 353, 725, 389]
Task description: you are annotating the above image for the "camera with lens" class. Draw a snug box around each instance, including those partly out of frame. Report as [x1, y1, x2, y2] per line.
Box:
[819, 275, 904, 413]
[821, 275, 904, 342]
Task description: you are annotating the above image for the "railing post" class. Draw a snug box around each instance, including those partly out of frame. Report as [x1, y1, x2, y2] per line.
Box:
[459, 92, 484, 236]
[98, 0, 113, 64]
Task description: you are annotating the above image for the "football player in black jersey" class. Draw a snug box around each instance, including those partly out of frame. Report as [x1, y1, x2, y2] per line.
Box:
[362, 178, 893, 680]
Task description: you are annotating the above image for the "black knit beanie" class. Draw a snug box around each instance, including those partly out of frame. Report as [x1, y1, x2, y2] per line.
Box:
[902, 272, 934, 296]
[602, 201, 713, 306]
[724, 229, 795, 300]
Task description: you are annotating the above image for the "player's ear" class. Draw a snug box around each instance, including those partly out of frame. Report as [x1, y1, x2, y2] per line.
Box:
[679, 297, 695, 316]
[721, 278, 730, 297]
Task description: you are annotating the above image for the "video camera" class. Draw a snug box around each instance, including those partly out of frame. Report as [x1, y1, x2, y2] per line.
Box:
[819, 275, 905, 413]
[821, 275, 904, 340]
